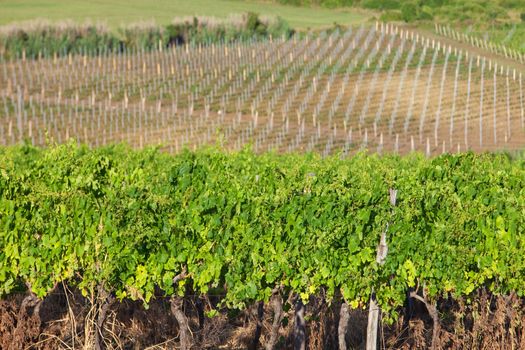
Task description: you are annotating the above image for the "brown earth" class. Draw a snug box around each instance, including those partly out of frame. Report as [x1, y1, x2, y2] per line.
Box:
[2, 286, 525, 349]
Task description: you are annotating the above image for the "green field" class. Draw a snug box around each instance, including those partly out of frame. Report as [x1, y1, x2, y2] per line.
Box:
[0, 0, 372, 30]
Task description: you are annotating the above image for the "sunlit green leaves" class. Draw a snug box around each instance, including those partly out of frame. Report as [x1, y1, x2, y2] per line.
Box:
[1, 145, 525, 319]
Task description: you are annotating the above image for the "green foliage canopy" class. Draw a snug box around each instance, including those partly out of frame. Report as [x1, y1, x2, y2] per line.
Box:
[1, 143, 525, 320]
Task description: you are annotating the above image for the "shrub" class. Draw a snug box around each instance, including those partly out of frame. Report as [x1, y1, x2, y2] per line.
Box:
[401, 2, 418, 22]
[380, 10, 404, 22]
[419, 8, 434, 20]
[361, 0, 401, 10]
[246, 12, 267, 36]
[277, 0, 354, 6]
[0, 14, 294, 59]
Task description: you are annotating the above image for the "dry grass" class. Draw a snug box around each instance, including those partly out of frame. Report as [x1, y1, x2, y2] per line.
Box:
[3, 288, 525, 349]
[0, 19, 110, 37]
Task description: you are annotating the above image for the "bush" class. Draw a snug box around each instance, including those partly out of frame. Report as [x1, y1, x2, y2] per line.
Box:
[0, 14, 294, 59]
[500, 0, 525, 10]
[432, 0, 508, 23]
[267, 16, 295, 38]
[401, 2, 418, 22]
[521, 12, 525, 22]
[246, 12, 267, 36]
[119, 22, 163, 51]
[319, 0, 355, 7]
[419, 8, 434, 21]
[361, 0, 400, 10]
[379, 10, 404, 22]
[424, 0, 447, 6]
[277, 0, 355, 6]
[0, 21, 123, 58]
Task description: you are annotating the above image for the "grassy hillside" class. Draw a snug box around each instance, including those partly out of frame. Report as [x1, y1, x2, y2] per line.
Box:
[0, 0, 372, 30]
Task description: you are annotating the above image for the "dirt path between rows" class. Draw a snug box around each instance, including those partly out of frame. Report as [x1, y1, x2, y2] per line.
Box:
[404, 25, 525, 75]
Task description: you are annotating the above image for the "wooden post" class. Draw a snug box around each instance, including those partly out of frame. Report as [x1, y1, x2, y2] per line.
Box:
[266, 293, 283, 350]
[294, 299, 306, 350]
[366, 189, 397, 350]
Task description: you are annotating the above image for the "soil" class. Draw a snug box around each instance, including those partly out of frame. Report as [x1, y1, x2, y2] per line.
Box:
[1, 286, 525, 349]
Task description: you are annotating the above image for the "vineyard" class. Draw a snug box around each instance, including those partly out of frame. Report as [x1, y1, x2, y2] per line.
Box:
[2, 144, 525, 349]
[2, 18, 525, 350]
[2, 23, 525, 157]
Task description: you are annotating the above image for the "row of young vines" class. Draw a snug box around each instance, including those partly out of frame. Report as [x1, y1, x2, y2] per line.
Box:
[1, 142, 525, 348]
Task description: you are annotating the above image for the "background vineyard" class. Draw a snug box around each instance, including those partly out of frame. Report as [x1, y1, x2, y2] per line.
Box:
[2, 23, 525, 156]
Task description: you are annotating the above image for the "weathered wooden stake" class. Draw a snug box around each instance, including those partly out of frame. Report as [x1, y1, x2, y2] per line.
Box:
[338, 302, 350, 350]
[266, 293, 283, 350]
[366, 189, 397, 350]
[294, 299, 306, 350]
